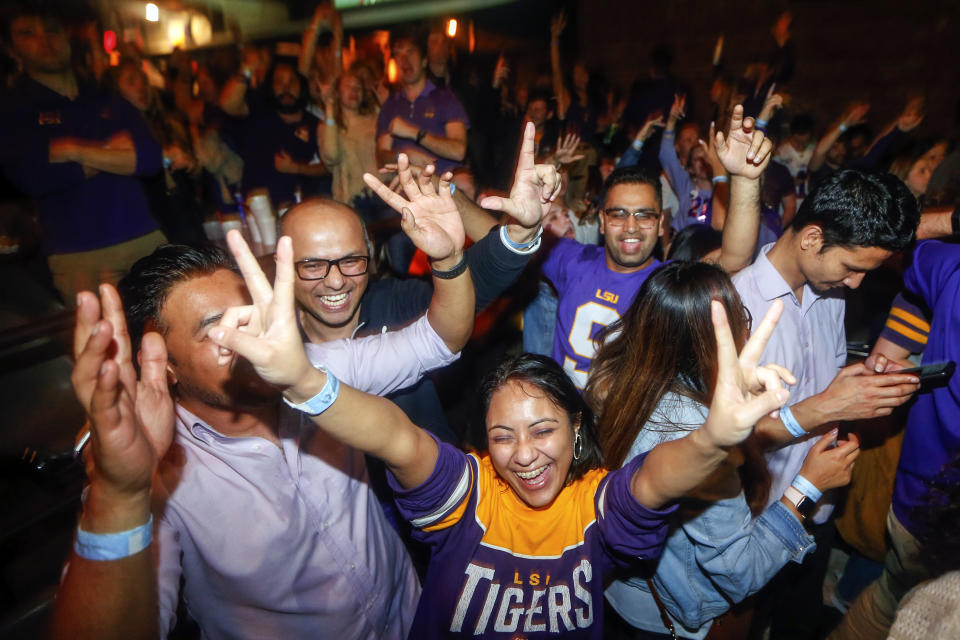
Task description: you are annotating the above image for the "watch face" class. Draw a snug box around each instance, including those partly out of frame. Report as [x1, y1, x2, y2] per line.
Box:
[797, 496, 816, 518]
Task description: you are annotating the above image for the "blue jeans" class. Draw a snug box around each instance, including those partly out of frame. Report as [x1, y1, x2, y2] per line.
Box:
[523, 281, 557, 356]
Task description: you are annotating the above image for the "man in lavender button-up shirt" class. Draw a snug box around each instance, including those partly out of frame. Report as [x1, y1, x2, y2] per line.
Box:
[733, 170, 921, 639]
[52, 237, 474, 640]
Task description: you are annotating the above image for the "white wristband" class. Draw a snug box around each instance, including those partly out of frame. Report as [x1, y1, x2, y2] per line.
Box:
[75, 514, 153, 561]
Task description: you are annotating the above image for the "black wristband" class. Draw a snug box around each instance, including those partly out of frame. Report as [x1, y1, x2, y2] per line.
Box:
[430, 257, 467, 280]
[951, 205, 960, 237]
[415, 129, 427, 145]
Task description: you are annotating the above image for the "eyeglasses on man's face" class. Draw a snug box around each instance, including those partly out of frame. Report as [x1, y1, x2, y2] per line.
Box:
[603, 207, 661, 229]
[294, 255, 370, 280]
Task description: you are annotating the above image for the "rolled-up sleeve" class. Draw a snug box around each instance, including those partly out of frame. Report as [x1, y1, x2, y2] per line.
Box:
[305, 314, 459, 396]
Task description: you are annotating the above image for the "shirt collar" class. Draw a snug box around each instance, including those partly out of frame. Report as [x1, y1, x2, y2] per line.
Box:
[176, 402, 301, 445]
[752, 243, 827, 308]
[404, 79, 437, 102]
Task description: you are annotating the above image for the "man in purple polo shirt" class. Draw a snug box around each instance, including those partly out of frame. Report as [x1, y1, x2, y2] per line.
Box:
[51, 183, 475, 638]
[376, 28, 469, 177]
[830, 238, 960, 640]
[0, 6, 165, 301]
[732, 170, 922, 639]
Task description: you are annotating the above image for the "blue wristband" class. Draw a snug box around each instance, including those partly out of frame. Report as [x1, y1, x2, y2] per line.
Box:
[283, 368, 340, 415]
[792, 474, 823, 502]
[500, 224, 543, 254]
[711, 175, 729, 185]
[755, 118, 768, 129]
[778, 405, 806, 438]
[325, 117, 336, 126]
[75, 514, 153, 561]
[838, 123, 848, 133]
[632, 139, 644, 151]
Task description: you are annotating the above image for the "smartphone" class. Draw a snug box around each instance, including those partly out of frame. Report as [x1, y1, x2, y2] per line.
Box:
[891, 361, 956, 388]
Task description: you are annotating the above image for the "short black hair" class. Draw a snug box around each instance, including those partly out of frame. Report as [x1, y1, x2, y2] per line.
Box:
[599, 165, 663, 211]
[479, 354, 604, 482]
[789, 114, 814, 137]
[118, 244, 235, 354]
[667, 223, 722, 261]
[526, 87, 553, 108]
[390, 25, 428, 58]
[2, 0, 61, 42]
[789, 170, 920, 252]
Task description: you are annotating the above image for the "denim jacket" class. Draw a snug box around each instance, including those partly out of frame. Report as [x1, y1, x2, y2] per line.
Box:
[605, 393, 816, 639]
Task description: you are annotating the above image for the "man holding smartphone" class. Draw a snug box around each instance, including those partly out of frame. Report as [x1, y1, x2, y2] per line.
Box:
[733, 170, 923, 639]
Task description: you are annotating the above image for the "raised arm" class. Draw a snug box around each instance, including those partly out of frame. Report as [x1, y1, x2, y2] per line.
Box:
[362, 156, 474, 352]
[549, 12, 569, 119]
[714, 105, 775, 273]
[210, 231, 444, 488]
[630, 300, 793, 509]
[659, 94, 693, 196]
[220, 50, 265, 118]
[50, 287, 175, 640]
[809, 103, 869, 172]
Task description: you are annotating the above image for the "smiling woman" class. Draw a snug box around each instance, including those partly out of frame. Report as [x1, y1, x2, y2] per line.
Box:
[206, 221, 795, 637]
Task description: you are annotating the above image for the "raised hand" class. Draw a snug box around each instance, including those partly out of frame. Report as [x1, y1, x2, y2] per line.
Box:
[842, 102, 870, 128]
[492, 53, 510, 89]
[209, 232, 314, 389]
[757, 84, 784, 123]
[668, 94, 686, 124]
[550, 11, 567, 40]
[702, 299, 794, 448]
[798, 429, 861, 492]
[362, 154, 465, 264]
[636, 115, 665, 143]
[699, 122, 727, 177]
[553, 133, 585, 165]
[479, 121, 562, 228]
[897, 96, 925, 132]
[71, 287, 174, 519]
[715, 104, 774, 179]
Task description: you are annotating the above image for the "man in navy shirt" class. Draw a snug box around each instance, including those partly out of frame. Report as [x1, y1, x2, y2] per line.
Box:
[220, 59, 329, 207]
[0, 6, 165, 301]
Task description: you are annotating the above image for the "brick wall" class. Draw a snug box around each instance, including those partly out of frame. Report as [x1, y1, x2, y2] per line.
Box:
[576, 0, 960, 134]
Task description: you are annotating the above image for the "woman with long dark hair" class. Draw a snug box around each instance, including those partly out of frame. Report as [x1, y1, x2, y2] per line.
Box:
[587, 261, 860, 639]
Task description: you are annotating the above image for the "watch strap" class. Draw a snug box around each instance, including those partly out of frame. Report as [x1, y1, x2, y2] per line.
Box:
[784, 486, 816, 519]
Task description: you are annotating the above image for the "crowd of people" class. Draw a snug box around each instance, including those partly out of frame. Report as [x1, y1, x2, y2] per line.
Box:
[2, 1, 959, 639]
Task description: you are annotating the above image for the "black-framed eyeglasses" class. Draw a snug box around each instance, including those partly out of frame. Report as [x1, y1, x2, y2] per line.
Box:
[603, 207, 661, 228]
[743, 304, 753, 333]
[294, 255, 370, 280]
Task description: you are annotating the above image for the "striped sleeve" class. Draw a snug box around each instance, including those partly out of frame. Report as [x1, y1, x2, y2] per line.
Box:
[389, 437, 475, 540]
[878, 291, 931, 354]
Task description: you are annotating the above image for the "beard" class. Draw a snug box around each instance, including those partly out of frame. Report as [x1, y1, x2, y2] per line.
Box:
[274, 92, 302, 115]
[175, 357, 280, 411]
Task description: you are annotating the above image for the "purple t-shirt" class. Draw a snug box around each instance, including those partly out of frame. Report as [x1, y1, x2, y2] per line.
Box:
[543, 239, 662, 389]
[376, 80, 469, 174]
[894, 240, 960, 534]
[390, 442, 673, 639]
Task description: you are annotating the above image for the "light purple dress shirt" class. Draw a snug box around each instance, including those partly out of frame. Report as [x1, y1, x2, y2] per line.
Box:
[154, 315, 458, 639]
[733, 244, 846, 524]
